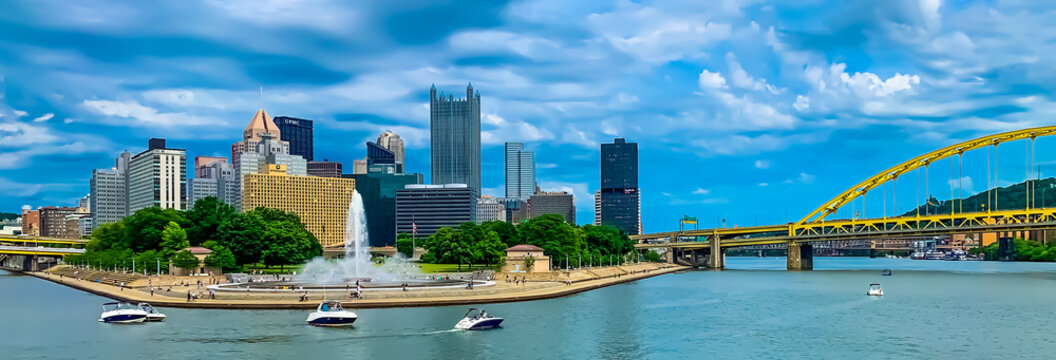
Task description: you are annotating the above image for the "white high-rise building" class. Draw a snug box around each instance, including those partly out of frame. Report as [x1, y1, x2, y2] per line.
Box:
[90, 150, 130, 228]
[476, 195, 506, 224]
[505, 142, 535, 200]
[377, 130, 405, 173]
[188, 156, 239, 208]
[129, 138, 186, 212]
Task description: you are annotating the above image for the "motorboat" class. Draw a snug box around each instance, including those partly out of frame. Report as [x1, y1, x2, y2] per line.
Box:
[306, 300, 357, 327]
[867, 284, 884, 297]
[454, 308, 504, 330]
[138, 303, 166, 322]
[99, 302, 148, 324]
[881, 269, 892, 276]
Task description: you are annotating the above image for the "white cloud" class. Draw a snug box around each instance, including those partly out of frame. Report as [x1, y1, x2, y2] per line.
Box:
[754, 159, 770, 169]
[661, 192, 672, 197]
[587, 3, 732, 64]
[0, 121, 60, 147]
[793, 95, 810, 111]
[32, 113, 54, 122]
[725, 53, 778, 94]
[142, 89, 196, 107]
[692, 188, 710, 195]
[12, 110, 27, 118]
[82, 99, 217, 127]
[798, 173, 815, 184]
[948, 176, 974, 194]
[698, 69, 727, 89]
[758, 182, 769, 187]
[481, 113, 554, 144]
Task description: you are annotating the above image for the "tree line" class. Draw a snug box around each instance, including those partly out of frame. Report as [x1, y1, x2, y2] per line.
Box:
[398, 214, 641, 270]
[66, 197, 322, 272]
[969, 238, 1056, 262]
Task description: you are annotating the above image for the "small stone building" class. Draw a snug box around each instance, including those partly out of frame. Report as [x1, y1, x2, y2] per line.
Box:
[503, 244, 550, 273]
[172, 246, 221, 276]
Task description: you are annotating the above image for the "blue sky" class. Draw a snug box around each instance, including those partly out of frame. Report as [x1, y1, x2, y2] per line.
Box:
[3, 0, 1056, 232]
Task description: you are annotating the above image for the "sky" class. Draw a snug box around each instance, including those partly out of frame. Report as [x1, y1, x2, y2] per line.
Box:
[3, 0, 1056, 232]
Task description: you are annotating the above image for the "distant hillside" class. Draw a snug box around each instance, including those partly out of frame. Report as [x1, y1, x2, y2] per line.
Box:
[0, 212, 18, 221]
[901, 177, 1056, 216]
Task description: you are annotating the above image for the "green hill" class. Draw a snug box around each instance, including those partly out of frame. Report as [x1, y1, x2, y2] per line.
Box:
[901, 177, 1056, 216]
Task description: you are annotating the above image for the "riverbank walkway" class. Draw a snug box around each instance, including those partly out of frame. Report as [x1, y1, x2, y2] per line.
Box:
[25, 262, 686, 309]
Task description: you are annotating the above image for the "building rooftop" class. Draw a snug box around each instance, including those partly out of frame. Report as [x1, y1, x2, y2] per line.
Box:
[184, 246, 213, 255]
[506, 244, 544, 252]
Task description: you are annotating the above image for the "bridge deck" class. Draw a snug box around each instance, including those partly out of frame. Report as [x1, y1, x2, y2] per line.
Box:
[0, 246, 86, 256]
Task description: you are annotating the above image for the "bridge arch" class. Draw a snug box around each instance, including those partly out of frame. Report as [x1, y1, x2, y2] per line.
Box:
[797, 125, 1056, 224]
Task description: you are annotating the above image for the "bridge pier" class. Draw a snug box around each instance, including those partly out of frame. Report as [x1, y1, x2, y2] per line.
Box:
[787, 243, 813, 271]
[708, 236, 724, 269]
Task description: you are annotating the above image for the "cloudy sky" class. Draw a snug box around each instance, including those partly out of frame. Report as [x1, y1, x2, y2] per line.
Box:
[2, 0, 1056, 231]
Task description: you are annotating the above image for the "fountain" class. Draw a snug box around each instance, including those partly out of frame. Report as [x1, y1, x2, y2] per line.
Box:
[213, 190, 491, 293]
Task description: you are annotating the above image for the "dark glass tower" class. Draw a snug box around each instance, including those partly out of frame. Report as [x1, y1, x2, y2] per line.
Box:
[429, 84, 481, 194]
[600, 138, 641, 235]
[273, 116, 314, 161]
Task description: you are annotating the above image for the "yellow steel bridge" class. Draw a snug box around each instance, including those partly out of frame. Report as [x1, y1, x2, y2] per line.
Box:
[632, 125, 1056, 269]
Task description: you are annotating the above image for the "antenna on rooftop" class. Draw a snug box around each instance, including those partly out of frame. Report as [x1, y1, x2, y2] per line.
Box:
[259, 86, 264, 109]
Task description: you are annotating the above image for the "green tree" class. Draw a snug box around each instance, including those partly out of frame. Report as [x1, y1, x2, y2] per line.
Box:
[134, 250, 161, 273]
[424, 227, 474, 271]
[159, 221, 190, 259]
[260, 218, 322, 268]
[172, 250, 201, 271]
[217, 212, 267, 266]
[88, 221, 127, 252]
[481, 220, 520, 247]
[184, 196, 236, 246]
[204, 246, 237, 270]
[122, 207, 188, 252]
[201, 240, 219, 250]
[396, 233, 414, 258]
[475, 229, 507, 266]
[518, 214, 584, 260]
[643, 251, 662, 262]
[524, 254, 535, 272]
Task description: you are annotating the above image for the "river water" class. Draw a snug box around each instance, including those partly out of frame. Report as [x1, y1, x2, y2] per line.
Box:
[4, 257, 1056, 359]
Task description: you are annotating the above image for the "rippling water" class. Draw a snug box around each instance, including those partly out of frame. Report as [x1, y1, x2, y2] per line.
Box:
[4, 258, 1056, 359]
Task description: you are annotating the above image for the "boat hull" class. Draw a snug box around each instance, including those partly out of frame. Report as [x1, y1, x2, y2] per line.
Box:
[100, 313, 147, 324]
[456, 317, 504, 330]
[306, 311, 358, 327]
[145, 314, 166, 322]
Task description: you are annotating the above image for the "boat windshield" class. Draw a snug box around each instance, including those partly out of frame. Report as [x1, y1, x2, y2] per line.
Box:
[103, 302, 137, 311]
[319, 302, 344, 312]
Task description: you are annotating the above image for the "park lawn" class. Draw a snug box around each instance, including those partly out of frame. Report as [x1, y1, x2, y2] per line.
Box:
[418, 263, 500, 273]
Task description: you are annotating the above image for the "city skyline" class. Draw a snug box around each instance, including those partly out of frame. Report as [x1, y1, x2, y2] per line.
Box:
[4, 1, 1056, 232]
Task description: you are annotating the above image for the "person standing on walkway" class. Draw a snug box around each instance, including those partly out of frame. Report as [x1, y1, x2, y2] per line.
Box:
[120, 282, 125, 291]
[186, 292, 191, 302]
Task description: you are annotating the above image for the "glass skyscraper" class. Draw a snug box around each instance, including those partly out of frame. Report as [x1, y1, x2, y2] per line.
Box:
[429, 83, 481, 194]
[600, 138, 641, 235]
[273, 116, 314, 161]
[505, 142, 536, 200]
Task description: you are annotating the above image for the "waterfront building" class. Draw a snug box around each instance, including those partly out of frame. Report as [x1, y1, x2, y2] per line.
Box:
[90, 150, 131, 228]
[188, 156, 238, 208]
[476, 195, 506, 224]
[395, 184, 476, 239]
[39, 206, 78, 238]
[347, 166, 424, 246]
[430, 84, 482, 195]
[599, 138, 641, 235]
[528, 191, 576, 224]
[377, 130, 405, 173]
[502, 244, 550, 273]
[129, 138, 186, 212]
[65, 213, 91, 238]
[242, 164, 356, 248]
[504, 142, 535, 200]
[307, 159, 343, 178]
[273, 116, 314, 161]
[77, 215, 93, 237]
[20, 206, 39, 236]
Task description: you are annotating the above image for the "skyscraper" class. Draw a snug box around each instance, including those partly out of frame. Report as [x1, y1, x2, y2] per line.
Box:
[232, 109, 308, 209]
[599, 138, 641, 235]
[129, 138, 186, 212]
[307, 159, 342, 178]
[273, 116, 314, 161]
[188, 156, 238, 208]
[396, 184, 476, 238]
[377, 130, 405, 173]
[429, 83, 481, 195]
[366, 141, 397, 168]
[90, 150, 130, 228]
[347, 168, 424, 246]
[505, 142, 536, 200]
[242, 165, 356, 248]
[528, 191, 576, 224]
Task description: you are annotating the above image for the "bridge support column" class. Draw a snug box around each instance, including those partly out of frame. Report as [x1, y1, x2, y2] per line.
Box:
[787, 243, 813, 271]
[708, 236, 724, 269]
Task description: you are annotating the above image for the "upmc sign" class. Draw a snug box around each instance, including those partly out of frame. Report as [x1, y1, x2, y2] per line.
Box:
[286, 120, 300, 126]
[623, 188, 637, 194]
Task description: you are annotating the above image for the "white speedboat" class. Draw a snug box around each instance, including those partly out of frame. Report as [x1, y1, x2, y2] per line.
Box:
[867, 283, 884, 296]
[99, 302, 148, 324]
[306, 301, 357, 327]
[454, 308, 504, 330]
[138, 303, 166, 322]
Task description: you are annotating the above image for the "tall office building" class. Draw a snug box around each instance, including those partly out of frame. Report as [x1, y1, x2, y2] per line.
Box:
[242, 164, 356, 248]
[396, 184, 476, 238]
[232, 109, 308, 209]
[272, 116, 314, 161]
[528, 191, 576, 224]
[188, 156, 238, 208]
[377, 130, 405, 173]
[307, 159, 342, 178]
[90, 150, 131, 228]
[599, 138, 641, 235]
[367, 141, 397, 168]
[505, 142, 536, 200]
[347, 165, 424, 246]
[129, 138, 186, 212]
[429, 84, 482, 195]
[476, 195, 506, 224]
